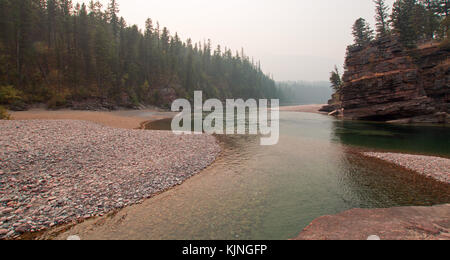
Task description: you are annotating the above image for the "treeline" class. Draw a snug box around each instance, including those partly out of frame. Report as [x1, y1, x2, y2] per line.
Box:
[350, 0, 448, 49]
[0, 0, 279, 111]
[329, 0, 449, 93]
[277, 81, 332, 105]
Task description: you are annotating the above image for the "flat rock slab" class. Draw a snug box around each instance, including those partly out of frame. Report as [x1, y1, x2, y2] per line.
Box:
[364, 152, 450, 184]
[0, 120, 220, 239]
[295, 204, 450, 240]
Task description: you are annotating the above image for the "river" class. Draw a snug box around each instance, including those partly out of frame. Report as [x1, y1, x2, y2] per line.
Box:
[55, 112, 450, 240]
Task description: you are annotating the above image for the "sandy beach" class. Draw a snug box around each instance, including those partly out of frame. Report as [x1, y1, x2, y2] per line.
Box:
[10, 109, 176, 130]
[0, 113, 220, 239]
[278, 104, 326, 114]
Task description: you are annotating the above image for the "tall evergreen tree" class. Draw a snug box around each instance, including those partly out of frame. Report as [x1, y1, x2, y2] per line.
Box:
[107, 0, 119, 37]
[329, 66, 343, 92]
[419, 0, 442, 39]
[13, 0, 34, 89]
[0, 0, 279, 109]
[352, 18, 374, 47]
[374, 0, 391, 38]
[391, 0, 422, 46]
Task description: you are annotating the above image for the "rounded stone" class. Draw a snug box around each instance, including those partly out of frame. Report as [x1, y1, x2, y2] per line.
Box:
[67, 235, 81, 240]
[367, 235, 381, 240]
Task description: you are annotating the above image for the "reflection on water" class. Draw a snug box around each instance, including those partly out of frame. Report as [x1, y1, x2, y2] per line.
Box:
[332, 120, 450, 157]
[66, 112, 450, 240]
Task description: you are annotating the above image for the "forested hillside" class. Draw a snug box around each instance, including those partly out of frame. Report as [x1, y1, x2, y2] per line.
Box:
[0, 0, 279, 110]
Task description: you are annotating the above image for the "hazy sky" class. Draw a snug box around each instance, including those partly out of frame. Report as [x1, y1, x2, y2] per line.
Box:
[76, 0, 395, 81]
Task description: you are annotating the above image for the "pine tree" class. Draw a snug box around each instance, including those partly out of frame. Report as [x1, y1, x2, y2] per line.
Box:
[0, 0, 280, 108]
[13, 0, 34, 89]
[391, 0, 420, 47]
[418, 0, 441, 39]
[329, 66, 343, 92]
[145, 18, 153, 37]
[107, 0, 119, 37]
[88, 0, 103, 20]
[374, 0, 391, 38]
[352, 18, 374, 47]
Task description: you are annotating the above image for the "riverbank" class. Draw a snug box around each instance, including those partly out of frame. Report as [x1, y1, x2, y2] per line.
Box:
[10, 108, 176, 130]
[295, 151, 450, 240]
[278, 104, 326, 114]
[0, 118, 220, 239]
[2, 109, 449, 240]
[363, 152, 450, 184]
[295, 203, 450, 240]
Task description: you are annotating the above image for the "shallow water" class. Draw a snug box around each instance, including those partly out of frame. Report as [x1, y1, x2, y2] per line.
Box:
[63, 112, 450, 240]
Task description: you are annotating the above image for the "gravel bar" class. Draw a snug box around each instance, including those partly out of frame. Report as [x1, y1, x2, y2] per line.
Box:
[364, 152, 450, 184]
[0, 120, 220, 239]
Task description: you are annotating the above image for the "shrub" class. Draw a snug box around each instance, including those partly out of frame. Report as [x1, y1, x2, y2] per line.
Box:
[0, 106, 10, 120]
[47, 94, 68, 109]
[0, 85, 23, 105]
[127, 88, 140, 107]
[150, 90, 161, 105]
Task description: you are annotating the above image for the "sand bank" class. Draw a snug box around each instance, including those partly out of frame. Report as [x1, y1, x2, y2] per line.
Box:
[278, 104, 326, 114]
[10, 109, 176, 130]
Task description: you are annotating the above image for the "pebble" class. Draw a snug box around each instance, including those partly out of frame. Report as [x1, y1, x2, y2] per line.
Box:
[364, 152, 450, 184]
[1, 208, 14, 215]
[0, 120, 220, 239]
[367, 235, 381, 240]
[15, 224, 30, 234]
[67, 235, 81, 240]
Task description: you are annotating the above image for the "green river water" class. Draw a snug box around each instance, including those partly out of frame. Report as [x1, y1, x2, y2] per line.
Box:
[134, 112, 449, 240]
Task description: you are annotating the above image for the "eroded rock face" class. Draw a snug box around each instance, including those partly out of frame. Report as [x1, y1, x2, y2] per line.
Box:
[320, 93, 341, 113]
[338, 37, 449, 122]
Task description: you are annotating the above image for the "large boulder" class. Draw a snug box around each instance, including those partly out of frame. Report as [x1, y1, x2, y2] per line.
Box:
[294, 204, 450, 240]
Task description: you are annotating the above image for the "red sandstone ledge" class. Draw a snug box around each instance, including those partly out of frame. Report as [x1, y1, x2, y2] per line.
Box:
[294, 204, 450, 240]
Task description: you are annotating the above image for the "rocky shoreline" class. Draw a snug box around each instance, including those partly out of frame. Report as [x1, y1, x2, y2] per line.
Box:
[363, 152, 450, 184]
[295, 151, 450, 240]
[2, 109, 449, 240]
[0, 120, 220, 239]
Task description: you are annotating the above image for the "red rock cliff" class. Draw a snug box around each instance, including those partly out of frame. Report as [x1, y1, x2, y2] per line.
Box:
[337, 37, 449, 123]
